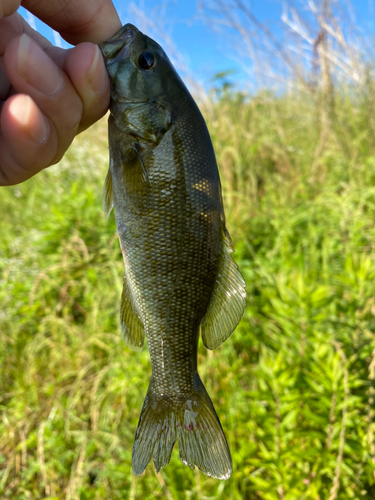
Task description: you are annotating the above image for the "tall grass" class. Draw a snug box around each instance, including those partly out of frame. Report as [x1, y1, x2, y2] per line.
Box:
[1, 81, 375, 498]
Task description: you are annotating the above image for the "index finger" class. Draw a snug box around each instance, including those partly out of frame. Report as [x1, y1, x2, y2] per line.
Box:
[21, 0, 121, 45]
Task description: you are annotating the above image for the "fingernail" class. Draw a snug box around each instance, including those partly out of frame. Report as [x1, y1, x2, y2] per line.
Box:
[17, 34, 64, 95]
[87, 45, 108, 95]
[10, 95, 49, 144]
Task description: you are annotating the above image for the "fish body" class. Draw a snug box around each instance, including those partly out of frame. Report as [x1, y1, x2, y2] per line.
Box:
[100, 24, 246, 479]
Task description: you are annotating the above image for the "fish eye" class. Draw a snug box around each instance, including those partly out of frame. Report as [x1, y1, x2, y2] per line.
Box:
[138, 51, 156, 70]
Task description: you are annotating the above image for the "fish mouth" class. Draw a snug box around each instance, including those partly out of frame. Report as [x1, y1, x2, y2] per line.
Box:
[100, 23, 139, 62]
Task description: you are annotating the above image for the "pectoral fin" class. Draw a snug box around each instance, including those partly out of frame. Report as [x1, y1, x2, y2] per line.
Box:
[132, 143, 150, 184]
[120, 273, 145, 351]
[103, 168, 114, 219]
[199, 231, 246, 350]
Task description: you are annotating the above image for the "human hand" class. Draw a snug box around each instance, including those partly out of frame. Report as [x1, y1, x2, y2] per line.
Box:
[0, 0, 121, 185]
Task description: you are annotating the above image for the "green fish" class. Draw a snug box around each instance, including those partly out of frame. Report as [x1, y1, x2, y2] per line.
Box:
[100, 24, 246, 479]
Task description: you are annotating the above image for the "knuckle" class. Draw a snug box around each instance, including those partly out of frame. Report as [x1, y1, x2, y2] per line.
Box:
[1, 0, 22, 19]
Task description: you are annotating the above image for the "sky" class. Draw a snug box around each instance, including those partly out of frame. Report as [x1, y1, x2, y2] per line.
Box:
[18, 0, 375, 91]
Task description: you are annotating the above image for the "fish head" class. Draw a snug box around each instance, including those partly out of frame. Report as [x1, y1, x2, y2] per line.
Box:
[100, 24, 188, 137]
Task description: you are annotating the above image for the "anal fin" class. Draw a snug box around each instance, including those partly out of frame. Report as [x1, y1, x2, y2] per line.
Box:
[200, 230, 246, 350]
[120, 273, 145, 351]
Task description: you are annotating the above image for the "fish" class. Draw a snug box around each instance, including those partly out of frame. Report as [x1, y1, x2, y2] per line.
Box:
[100, 24, 246, 480]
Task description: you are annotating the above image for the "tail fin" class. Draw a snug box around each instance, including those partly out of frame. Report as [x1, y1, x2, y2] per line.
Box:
[132, 375, 232, 479]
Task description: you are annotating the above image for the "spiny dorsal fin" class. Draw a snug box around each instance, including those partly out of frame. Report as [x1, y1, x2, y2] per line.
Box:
[199, 231, 246, 350]
[120, 273, 145, 351]
[103, 168, 114, 219]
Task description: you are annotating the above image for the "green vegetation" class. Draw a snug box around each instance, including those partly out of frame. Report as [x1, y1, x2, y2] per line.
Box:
[2, 87, 375, 499]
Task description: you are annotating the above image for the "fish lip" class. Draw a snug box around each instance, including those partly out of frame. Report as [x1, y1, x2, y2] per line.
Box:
[100, 23, 139, 62]
[107, 23, 138, 43]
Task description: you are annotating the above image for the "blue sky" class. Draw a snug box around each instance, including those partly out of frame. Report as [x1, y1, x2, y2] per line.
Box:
[19, 1, 375, 91]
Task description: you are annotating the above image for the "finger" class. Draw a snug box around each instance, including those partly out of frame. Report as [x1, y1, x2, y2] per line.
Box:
[0, 13, 53, 56]
[64, 42, 110, 133]
[1, 13, 53, 101]
[12, 40, 110, 132]
[3, 34, 83, 174]
[0, 0, 21, 19]
[22, 0, 122, 45]
[0, 94, 56, 185]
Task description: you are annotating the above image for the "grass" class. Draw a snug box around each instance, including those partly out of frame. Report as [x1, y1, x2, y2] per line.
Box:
[1, 87, 375, 499]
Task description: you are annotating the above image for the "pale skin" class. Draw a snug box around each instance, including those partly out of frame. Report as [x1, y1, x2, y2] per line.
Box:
[0, 0, 122, 185]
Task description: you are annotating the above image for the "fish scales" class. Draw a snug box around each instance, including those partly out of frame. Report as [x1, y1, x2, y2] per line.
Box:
[101, 24, 246, 479]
